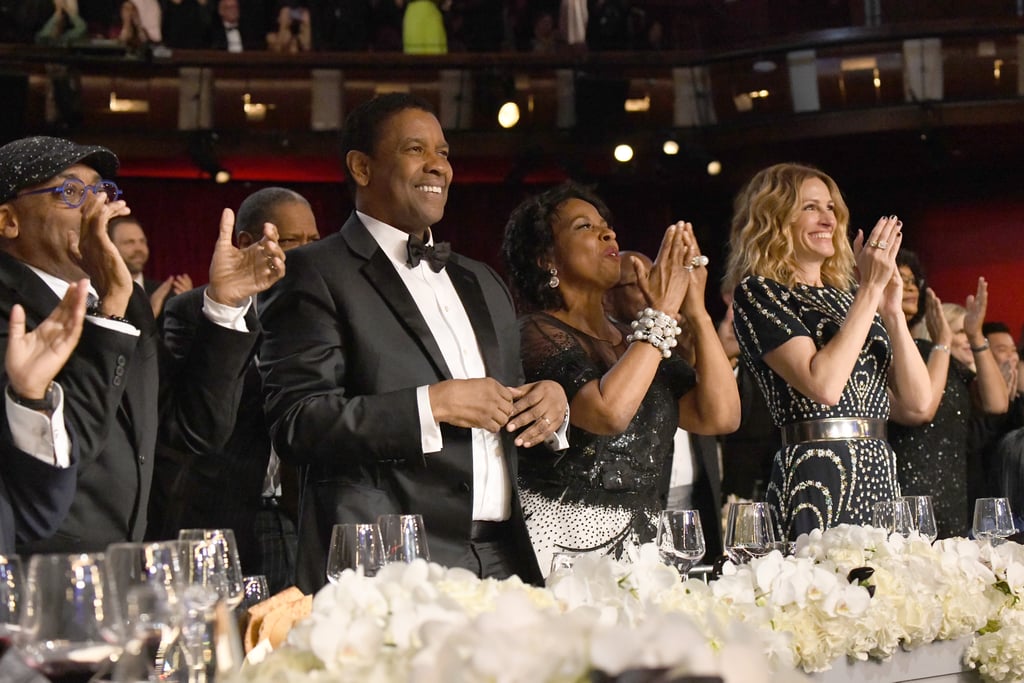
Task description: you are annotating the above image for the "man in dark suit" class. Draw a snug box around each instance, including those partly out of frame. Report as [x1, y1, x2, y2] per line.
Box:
[0, 281, 88, 555]
[258, 93, 568, 593]
[209, 0, 266, 51]
[109, 215, 194, 319]
[0, 135, 286, 554]
[152, 186, 319, 591]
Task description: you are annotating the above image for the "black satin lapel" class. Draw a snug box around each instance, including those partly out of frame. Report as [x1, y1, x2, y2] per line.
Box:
[446, 261, 501, 376]
[119, 288, 156, 451]
[362, 250, 453, 380]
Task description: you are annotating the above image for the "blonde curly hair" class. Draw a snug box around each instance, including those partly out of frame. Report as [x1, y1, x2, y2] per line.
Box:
[723, 163, 856, 292]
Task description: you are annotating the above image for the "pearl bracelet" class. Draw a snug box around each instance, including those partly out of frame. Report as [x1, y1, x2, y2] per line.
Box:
[932, 343, 951, 355]
[625, 307, 681, 359]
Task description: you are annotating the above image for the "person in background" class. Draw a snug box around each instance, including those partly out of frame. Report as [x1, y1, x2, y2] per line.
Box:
[726, 162, 932, 540]
[258, 93, 568, 593]
[1, 282, 88, 555]
[402, 0, 447, 53]
[502, 181, 738, 575]
[152, 187, 318, 592]
[108, 215, 193, 319]
[603, 249, 725, 560]
[267, 3, 311, 52]
[162, 0, 214, 49]
[210, 0, 266, 51]
[888, 251, 1007, 538]
[34, 0, 86, 45]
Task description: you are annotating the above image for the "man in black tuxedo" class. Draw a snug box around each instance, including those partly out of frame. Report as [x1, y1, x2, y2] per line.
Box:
[0, 282, 88, 555]
[259, 93, 568, 592]
[0, 135, 285, 554]
[109, 215, 194, 319]
[152, 186, 319, 591]
[209, 0, 267, 51]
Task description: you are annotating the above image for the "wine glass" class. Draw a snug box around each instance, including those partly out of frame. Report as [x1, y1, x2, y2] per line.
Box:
[178, 528, 244, 609]
[326, 523, 383, 583]
[901, 495, 938, 542]
[724, 502, 776, 564]
[973, 497, 1017, 546]
[239, 575, 270, 612]
[548, 551, 581, 578]
[16, 552, 122, 682]
[376, 514, 430, 564]
[656, 509, 706, 577]
[0, 554, 22, 655]
[872, 499, 914, 538]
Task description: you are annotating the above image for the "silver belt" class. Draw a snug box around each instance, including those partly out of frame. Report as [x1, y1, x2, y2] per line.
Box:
[781, 418, 887, 446]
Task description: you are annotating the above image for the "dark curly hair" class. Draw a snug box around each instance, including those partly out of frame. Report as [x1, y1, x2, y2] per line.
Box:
[501, 180, 612, 313]
[340, 93, 434, 194]
[896, 248, 927, 329]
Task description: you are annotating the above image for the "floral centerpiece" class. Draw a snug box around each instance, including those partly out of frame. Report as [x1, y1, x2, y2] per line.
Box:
[231, 525, 1024, 683]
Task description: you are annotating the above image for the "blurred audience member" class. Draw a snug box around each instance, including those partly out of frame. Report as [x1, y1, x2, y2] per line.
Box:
[108, 216, 194, 319]
[268, 3, 311, 52]
[211, 0, 265, 51]
[34, 0, 87, 45]
[162, 0, 214, 49]
[126, 0, 161, 43]
[402, 0, 446, 53]
[113, 0, 155, 49]
[371, 0, 404, 50]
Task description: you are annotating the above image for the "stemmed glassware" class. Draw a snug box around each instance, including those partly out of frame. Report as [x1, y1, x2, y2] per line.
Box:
[178, 528, 244, 609]
[973, 497, 1017, 546]
[901, 495, 938, 542]
[16, 552, 122, 682]
[376, 514, 430, 564]
[326, 523, 384, 583]
[0, 554, 22, 655]
[656, 509, 706, 577]
[724, 502, 776, 564]
[872, 499, 914, 538]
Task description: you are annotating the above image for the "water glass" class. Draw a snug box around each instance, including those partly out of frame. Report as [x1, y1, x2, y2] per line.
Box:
[0, 554, 22, 641]
[656, 509, 706, 576]
[973, 497, 1016, 545]
[376, 514, 430, 564]
[326, 523, 384, 583]
[239, 574, 270, 612]
[178, 528, 244, 609]
[724, 502, 776, 564]
[872, 499, 914, 538]
[548, 551, 582, 577]
[901, 495, 938, 542]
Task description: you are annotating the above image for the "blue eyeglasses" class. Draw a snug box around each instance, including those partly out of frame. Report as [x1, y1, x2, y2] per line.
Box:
[17, 177, 123, 208]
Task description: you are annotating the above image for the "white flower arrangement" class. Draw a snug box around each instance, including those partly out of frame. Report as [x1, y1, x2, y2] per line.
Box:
[231, 526, 1024, 683]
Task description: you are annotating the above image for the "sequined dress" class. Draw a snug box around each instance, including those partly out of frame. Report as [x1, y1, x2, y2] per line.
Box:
[889, 339, 974, 538]
[517, 312, 696, 574]
[733, 276, 898, 539]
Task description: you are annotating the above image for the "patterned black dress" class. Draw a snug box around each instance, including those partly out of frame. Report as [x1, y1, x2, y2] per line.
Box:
[517, 312, 696, 574]
[889, 340, 974, 538]
[733, 276, 898, 539]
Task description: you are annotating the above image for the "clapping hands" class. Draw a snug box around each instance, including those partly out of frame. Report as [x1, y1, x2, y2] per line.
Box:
[206, 209, 286, 307]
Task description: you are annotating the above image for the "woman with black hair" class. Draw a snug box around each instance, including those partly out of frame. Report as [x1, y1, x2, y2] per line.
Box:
[501, 181, 739, 574]
[888, 250, 1007, 537]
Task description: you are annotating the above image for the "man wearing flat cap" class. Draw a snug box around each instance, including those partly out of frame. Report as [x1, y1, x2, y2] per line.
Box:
[0, 135, 286, 553]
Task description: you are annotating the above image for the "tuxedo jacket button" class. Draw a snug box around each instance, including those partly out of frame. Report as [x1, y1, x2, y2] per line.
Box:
[116, 355, 127, 367]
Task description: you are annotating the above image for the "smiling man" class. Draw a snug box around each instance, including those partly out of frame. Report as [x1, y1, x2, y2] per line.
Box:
[258, 93, 568, 591]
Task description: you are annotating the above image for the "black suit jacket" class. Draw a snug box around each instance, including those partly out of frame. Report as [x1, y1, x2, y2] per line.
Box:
[147, 286, 271, 570]
[0, 252, 258, 553]
[0, 438, 77, 555]
[688, 432, 723, 559]
[259, 213, 543, 592]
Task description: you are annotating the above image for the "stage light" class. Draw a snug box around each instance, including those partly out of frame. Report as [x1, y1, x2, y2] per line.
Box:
[497, 101, 520, 128]
[706, 160, 722, 176]
[662, 140, 679, 156]
[614, 144, 634, 163]
[214, 169, 232, 183]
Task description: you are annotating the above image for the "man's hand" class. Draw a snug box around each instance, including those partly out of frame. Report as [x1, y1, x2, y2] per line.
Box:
[507, 380, 568, 448]
[206, 210, 286, 307]
[68, 193, 132, 316]
[963, 277, 988, 347]
[428, 378, 517, 433]
[6, 279, 89, 401]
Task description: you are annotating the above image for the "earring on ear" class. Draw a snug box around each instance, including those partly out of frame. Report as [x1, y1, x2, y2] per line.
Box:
[547, 267, 559, 289]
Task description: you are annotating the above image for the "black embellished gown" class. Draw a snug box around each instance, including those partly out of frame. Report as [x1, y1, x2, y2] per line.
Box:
[733, 276, 899, 540]
[517, 312, 696, 575]
[889, 339, 974, 538]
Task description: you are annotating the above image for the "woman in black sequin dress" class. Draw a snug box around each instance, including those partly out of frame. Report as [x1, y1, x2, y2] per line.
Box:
[889, 252, 1008, 538]
[502, 182, 740, 575]
[725, 163, 932, 540]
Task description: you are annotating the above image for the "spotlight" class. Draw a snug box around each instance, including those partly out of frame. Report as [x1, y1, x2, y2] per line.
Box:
[662, 140, 679, 156]
[614, 144, 634, 163]
[706, 160, 722, 176]
[214, 169, 232, 184]
[188, 131, 231, 183]
[497, 101, 520, 128]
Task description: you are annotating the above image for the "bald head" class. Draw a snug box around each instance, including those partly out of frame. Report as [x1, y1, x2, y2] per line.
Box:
[604, 250, 653, 323]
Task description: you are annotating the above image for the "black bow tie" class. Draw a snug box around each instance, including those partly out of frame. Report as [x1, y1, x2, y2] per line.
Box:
[406, 233, 451, 272]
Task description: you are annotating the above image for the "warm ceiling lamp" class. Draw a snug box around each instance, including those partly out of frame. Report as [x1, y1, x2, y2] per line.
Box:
[614, 144, 634, 163]
[497, 101, 520, 128]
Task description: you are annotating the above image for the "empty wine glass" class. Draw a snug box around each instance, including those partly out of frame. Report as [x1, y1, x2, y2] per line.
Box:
[239, 574, 270, 612]
[901, 495, 938, 542]
[326, 523, 383, 583]
[547, 551, 582, 578]
[178, 528, 244, 609]
[872, 499, 914, 538]
[656, 509, 706, 577]
[724, 502, 776, 564]
[16, 552, 121, 682]
[973, 497, 1017, 546]
[376, 514, 430, 564]
[0, 554, 22, 655]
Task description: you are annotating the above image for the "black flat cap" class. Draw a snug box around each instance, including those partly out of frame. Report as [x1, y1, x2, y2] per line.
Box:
[0, 136, 119, 205]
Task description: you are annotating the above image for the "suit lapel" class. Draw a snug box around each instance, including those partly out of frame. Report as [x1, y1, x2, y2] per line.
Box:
[446, 257, 502, 377]
[342, 216, 453, 380]
[0, 252, 62, 323]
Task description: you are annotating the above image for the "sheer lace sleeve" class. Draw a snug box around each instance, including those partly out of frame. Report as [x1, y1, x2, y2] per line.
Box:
[518, 313, 604, 403]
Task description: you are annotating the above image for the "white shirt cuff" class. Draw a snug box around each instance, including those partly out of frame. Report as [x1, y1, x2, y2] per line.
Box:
[86, 314, 140, 337]
[202, 291, 252, 332]
[5, 383, 71, 468]
[416, 385, 443, 454]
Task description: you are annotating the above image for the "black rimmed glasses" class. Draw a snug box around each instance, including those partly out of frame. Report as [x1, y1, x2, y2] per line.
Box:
[17, 178, 122, 208]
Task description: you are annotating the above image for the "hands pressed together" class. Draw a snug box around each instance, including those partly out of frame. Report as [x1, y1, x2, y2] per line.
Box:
[632, 220, 709, 320]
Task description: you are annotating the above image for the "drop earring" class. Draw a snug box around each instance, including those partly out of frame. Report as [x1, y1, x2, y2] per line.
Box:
[547, 267, 559, 289]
